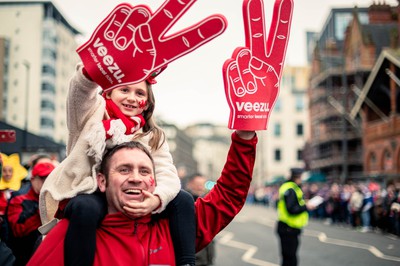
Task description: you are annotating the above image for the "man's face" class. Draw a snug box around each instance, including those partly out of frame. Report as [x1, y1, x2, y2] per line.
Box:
[188, 176, 206, 197]
[31, 176, 46, 194]
[2, 166, 13, 182]
[97, 148, 155, 214]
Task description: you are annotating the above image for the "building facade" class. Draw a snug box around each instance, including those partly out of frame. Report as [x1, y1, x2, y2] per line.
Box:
[0, 0, 80, 145]
[159, 121, 198, 181]
[307, 4, 399, 183]
[257, 65, 310, 185]
[352, 49, 400, 183]
[184, 123, 231, 182]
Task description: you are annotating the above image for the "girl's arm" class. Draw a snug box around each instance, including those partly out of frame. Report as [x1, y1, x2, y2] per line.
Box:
[151, 137, 181, 213]
[66, 64, 102, 153]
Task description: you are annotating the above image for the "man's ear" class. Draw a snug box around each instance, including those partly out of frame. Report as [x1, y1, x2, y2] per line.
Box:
[97, 173, 107, 192]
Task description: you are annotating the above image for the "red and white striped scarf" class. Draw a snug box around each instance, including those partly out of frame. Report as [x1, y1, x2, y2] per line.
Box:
[103, 98, 145, 139]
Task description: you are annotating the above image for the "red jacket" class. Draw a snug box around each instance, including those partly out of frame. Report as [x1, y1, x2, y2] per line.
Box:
[28, 132, 257, 265]
[6, 187, 42, 266]
[7, 188, 41, 237]
[0, 190, 7, 215]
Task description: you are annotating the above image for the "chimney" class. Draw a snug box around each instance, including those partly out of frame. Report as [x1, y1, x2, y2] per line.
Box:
[368, 2, 394, 24]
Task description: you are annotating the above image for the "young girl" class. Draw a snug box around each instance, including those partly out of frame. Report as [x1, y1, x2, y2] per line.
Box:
[39, 63, 195, 266]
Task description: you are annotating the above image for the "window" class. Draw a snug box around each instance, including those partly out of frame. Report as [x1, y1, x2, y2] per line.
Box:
[297, 149, 302, 161]
[274, 123, 281, 137]
[296, 123, 304, 136]
[41, 117, 54, 128]
[335, 12, 368, 41]
[42, 65, 56, 75]
[43, 49, 57, 60]
[274, 98, 281, 112]
[42, 83, 55, 93]
[383, 150, 392, 170]
[368, 152, 377, 171]
[41, 100, 55, 111]
[274, 149, 281, 162]
[295, 95, 304, 111]
[335, 13, 353, 41]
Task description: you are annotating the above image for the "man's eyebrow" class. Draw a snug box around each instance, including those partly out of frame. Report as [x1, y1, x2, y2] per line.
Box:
[140, 165, 152, 170]
[114, 163, 132, 169]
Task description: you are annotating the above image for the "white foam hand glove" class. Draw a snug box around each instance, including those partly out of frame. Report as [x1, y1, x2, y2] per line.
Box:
[223, 0, 293, 130]
[78, 0, 227, 92]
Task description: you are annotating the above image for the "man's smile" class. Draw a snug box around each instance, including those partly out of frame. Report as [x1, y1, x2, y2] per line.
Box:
[124, 189, 142, 195]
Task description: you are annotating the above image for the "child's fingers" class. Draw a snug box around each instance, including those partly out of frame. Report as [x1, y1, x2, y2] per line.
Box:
[123, 206, 145, 217]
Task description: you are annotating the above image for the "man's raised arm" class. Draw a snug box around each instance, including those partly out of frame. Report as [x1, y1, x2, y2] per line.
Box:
[194, 131, 257, 251]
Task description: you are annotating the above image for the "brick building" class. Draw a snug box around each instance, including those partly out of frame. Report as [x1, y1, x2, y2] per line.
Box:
[306, 3, 399, 183]
[351, 49, 400, 183]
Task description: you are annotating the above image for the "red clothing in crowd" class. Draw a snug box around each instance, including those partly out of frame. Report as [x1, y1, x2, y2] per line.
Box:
[7, 188, 41, 237]
[28, 133, 257, 265]
[6, 186, 42, 266]
[0, 190, 7, 215]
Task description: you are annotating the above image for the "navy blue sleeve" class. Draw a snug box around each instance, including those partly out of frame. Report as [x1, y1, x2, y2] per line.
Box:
[284, 189, 307, 215]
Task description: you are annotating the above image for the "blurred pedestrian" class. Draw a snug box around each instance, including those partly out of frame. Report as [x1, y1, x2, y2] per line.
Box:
[349, 184, 364, 229]
[360, 185, 373, 232]
[383, 183, 397, 234]
[19, 153, 53, 194]
[6, 162, 55, 265]
[186, 173, 216, 266]
[276, 168, 316, 266]
[0, 153, 28, 216]
[390, 190, 400, 236]
[0, 152, 15, 266]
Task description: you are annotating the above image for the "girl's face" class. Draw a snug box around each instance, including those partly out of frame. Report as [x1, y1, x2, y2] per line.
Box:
[106, 81, 148, 117]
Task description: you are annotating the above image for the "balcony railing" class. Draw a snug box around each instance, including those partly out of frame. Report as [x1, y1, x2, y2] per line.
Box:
[365, 116, 400, 141]
[310, 151, 363, 169]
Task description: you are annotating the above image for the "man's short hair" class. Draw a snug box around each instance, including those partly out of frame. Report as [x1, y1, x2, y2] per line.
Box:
[187, 172, 205, 183]
[99, 141, 155, 176]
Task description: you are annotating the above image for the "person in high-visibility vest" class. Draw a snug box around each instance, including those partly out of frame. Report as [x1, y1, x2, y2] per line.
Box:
[276, 168, 316, 266]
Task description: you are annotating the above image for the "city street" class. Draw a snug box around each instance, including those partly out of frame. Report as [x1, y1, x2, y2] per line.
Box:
[213, 204, 400, 266]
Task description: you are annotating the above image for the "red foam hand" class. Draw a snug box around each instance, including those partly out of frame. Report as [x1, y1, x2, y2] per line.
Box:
[223, 0, 293, 130]
[77, 0, 227, 92]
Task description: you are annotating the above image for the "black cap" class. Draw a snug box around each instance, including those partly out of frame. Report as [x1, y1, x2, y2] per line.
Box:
[290, 168, 304, 179]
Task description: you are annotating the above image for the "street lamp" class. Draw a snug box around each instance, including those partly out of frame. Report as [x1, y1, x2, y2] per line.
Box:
[22, 60, 30, 152]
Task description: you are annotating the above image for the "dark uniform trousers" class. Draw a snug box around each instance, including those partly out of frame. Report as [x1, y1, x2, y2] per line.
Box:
[277, 221, 301, 266]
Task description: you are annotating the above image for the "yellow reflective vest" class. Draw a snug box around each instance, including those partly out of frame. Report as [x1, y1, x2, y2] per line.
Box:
[277, 181, 308, 229]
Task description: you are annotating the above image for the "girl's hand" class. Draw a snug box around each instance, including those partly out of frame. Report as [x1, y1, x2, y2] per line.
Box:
[123, 191, 161, 218]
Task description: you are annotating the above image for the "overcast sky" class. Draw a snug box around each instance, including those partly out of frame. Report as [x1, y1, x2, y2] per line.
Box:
[53, 0, 399, 128]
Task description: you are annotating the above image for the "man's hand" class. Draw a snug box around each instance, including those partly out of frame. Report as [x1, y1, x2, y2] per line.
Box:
[306, 201, 317, 211]
[223, 0, 293, 130]
[77, 0, 227, 92]
[122, 191, 161, 218]
[236, 130, 256, 140]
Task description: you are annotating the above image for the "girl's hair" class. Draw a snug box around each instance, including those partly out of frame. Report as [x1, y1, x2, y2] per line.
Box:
[132, 81, 165, 151]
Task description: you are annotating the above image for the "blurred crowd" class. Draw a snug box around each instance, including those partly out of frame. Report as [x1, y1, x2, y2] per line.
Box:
[248, 179, 400, 237]
[0, 152, 59, 265]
